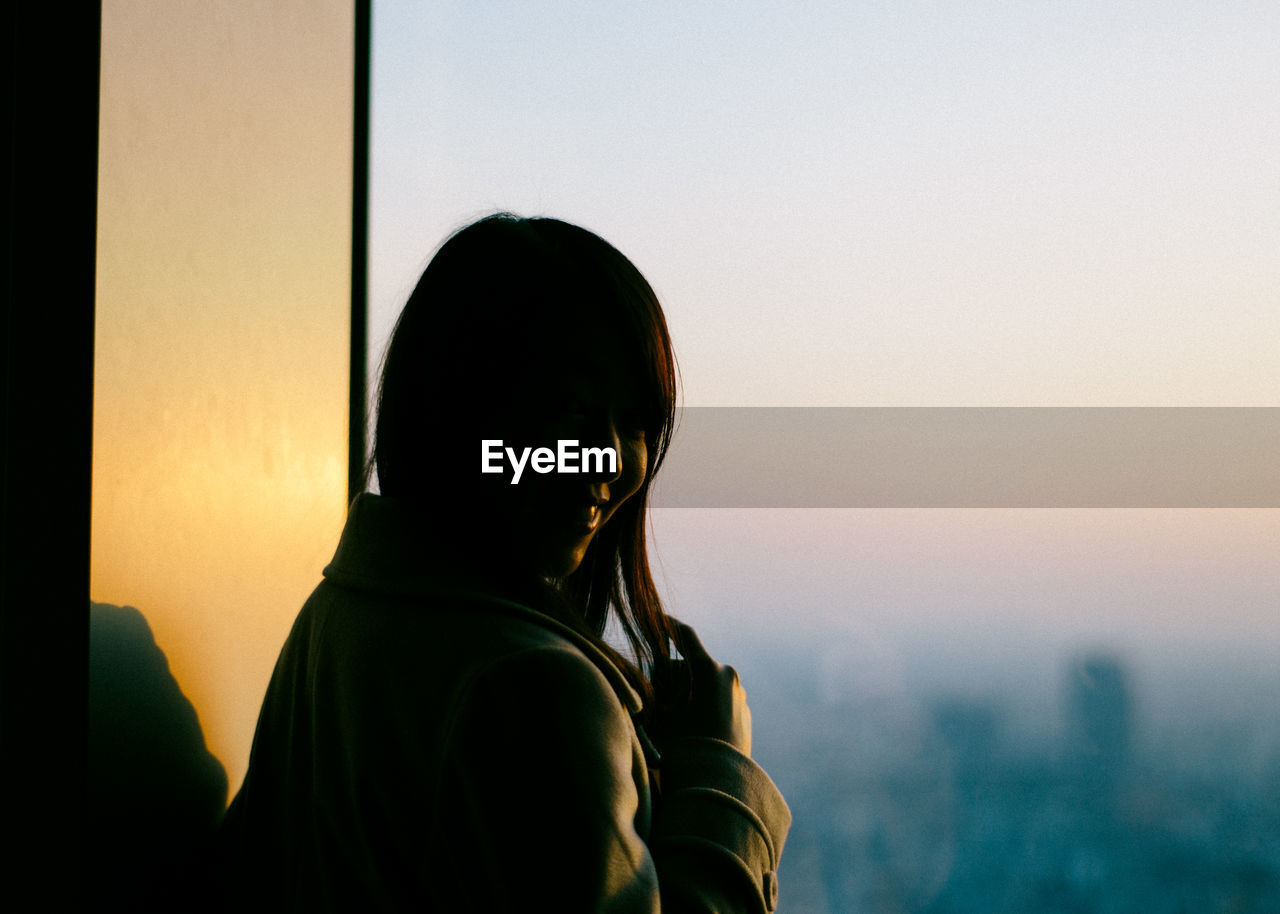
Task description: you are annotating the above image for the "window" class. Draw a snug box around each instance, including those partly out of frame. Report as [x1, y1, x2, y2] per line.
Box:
[93, 0, 356, 799]
[370, 3, 1280, 909]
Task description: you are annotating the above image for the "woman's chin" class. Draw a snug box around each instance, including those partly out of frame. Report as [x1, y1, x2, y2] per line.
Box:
[530, 535, 593, 580]
[541, 550, 587, 579]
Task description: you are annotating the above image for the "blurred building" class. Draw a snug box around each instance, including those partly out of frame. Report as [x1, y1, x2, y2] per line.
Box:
[1065, 654, 1132, 793]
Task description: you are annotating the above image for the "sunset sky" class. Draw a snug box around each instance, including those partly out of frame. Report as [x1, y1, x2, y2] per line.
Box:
[368, 0, 1278, 683]
[370, 0, 1278, 407]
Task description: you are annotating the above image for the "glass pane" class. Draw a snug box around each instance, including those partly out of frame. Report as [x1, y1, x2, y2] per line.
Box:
[93, 0, 355, 801]
[370, 2, 1280, 909]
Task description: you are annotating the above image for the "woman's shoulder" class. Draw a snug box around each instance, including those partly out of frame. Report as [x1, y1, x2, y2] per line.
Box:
[299, 578, 644, 719]
[443, 593, 645, 717]
[440, 611, 647, 795]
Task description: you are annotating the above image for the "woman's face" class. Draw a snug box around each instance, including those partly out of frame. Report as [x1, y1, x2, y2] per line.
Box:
[485, 335, 651, 579]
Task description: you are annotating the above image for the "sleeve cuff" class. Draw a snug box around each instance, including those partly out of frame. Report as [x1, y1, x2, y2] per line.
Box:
[650, 737, 791, 911]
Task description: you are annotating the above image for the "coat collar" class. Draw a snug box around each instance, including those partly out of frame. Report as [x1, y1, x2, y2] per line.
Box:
[322, 493, 644, 715]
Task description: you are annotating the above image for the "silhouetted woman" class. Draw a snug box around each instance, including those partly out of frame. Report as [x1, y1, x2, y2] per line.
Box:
[221, 215, 790, 912]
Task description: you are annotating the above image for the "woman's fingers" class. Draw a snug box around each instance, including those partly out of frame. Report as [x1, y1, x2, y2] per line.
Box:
[671, 620, 712, 662]
[654, 619, 753, 756]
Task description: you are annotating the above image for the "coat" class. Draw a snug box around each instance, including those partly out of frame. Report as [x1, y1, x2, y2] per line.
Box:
[220, 494, 790, 912]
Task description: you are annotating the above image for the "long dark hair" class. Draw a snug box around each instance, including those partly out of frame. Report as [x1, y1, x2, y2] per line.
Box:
[371, 214, 679, 701]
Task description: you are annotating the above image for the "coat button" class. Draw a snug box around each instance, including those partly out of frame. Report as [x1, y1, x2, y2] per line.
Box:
[762, 870, 778, 911]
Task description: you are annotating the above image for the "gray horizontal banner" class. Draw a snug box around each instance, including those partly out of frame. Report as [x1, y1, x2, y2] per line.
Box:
[647, 408, 1280, 508]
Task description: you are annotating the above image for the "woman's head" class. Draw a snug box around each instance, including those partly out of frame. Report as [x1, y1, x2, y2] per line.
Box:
[372, 214, 678, 685]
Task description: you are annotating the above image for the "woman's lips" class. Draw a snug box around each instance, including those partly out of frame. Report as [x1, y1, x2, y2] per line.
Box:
[572, 503, 602, 533]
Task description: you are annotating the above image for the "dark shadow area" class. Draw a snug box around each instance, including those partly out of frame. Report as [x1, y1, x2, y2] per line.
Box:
[3, 4, 98, 901]
[89, 602, 227, 912]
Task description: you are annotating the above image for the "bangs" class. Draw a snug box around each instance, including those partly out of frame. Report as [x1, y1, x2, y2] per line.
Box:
[539, 221, 678, 467]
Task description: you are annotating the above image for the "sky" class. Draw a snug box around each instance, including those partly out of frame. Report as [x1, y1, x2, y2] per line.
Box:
[368, 0, 1278, 682]
[370, 0, 1278, 407]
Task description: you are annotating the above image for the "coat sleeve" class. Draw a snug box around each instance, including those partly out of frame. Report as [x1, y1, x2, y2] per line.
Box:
[438, 645, 790, 913]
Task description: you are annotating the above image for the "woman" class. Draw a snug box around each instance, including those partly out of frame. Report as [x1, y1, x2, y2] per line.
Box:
[221, 215, 790, 912]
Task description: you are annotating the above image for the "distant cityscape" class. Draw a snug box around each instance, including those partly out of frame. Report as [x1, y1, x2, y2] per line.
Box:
[746, 647, 1280, 913]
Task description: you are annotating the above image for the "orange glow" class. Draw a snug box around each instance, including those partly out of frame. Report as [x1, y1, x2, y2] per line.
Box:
[94, 0, 355, 795]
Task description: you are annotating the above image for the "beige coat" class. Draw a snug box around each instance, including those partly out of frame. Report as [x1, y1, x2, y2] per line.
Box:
[222, 494, 790, 912]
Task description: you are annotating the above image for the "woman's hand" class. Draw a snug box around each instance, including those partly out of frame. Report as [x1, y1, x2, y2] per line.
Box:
[651, 620, 752, 757]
